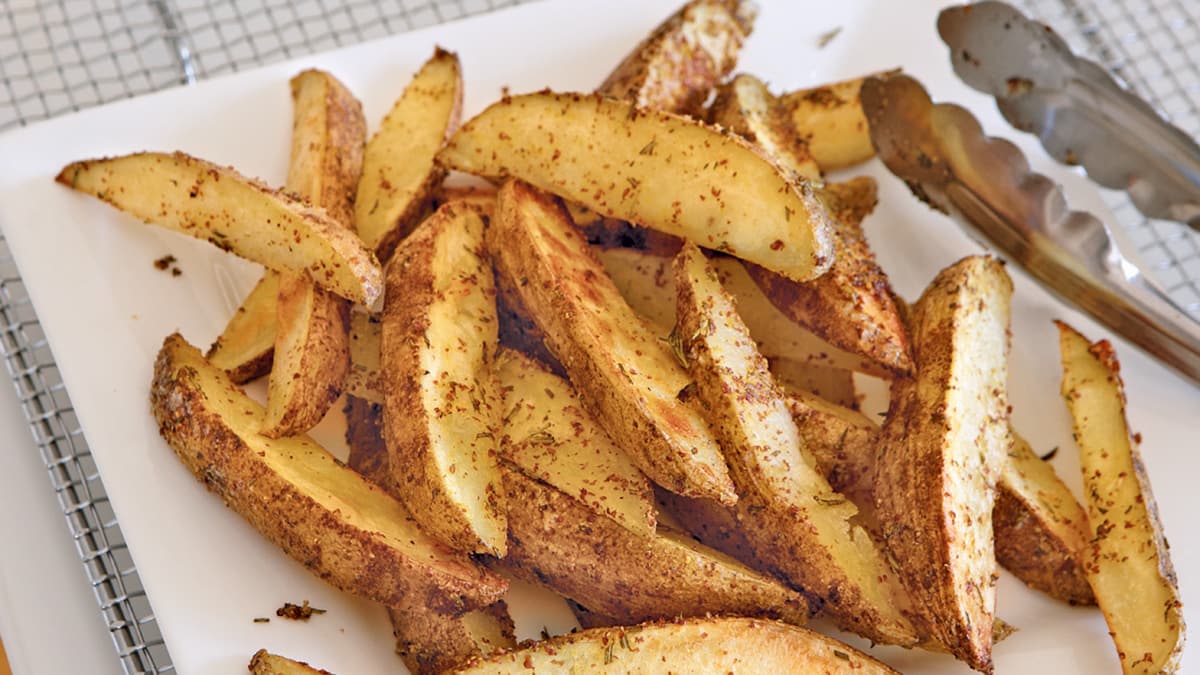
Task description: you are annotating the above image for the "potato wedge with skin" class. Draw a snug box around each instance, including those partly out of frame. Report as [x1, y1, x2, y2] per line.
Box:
[489, 180, 735, 504]
[785, 391, 880, 509]
[150, 334, 505, 613]
[56, 151, 382, 305]
[1058, 322, 1184, 673]
[994, 433, 1094, 605]
[249, 650, 333, 675]
[496, 347, 657, 537]
[440, 92, 836, 283]
[341, 400, 517, 674]
[746, 177, 913, 379]
[344, 310, 383, 403]
[497, 464, 810, 626]
[355, 47, 462, 261]
[594, 243, 887, 380]
[262, 69, 364, 437]
[674, 242, 917, 647]
[453, 617, 898, 675]
[597, 0, 756, 116]
[781, 72, 893, 172]
[206, 271, 278, 383]
[709, 73, 822, 181]
[874, 255, 1013, 672]
[382, 203, 505, 555]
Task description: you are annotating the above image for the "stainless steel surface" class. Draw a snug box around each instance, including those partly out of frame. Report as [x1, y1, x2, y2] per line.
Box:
[1, 0, 1199, 672]
[862, 72, 1200, 384]
[940, 1, 1200, 231]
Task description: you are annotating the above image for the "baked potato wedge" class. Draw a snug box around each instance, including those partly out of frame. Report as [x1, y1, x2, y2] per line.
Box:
[248, 650, 332, 675]
[781, 72, 892, 172]
[496, 347, 657, 537]
[746, 177, 913, 379]
[206, 272, 278, 384]
[355, 47, 462, 261]
[439, 92, 836, 283]
[674, 242, 916, 646]
[56, 151, 382, 305]
[874, 255, 1013, 672]
[994, 433, 1094, 605]
[452, 617, 898, 674]
[261, 69, 365, 438]
[709, 72, 821, 181]
[382, 203, 505, 555]
[498, 463, 810, 626]
[594, 244, 884, 383]
[597, 0, 756, 116]
[1058, 321, 1185, 673]
[489, 179, 735, 505]
[344, 310, 383, 403]
[150, 334, 505, 613]
[343, 396, 516, 675]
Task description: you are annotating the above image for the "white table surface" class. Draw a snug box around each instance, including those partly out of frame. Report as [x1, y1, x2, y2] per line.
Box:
[0, 378, 121, 675]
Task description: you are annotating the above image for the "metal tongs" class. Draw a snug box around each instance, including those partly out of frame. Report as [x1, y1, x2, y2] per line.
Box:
[861, 73, 1200, 384]
[859, 3, 1200, 386]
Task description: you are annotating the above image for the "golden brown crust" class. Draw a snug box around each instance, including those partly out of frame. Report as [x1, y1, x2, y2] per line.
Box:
[784, 391, 879, 510]
[496, 464, 810, 626]
[780, 71, 897, 172]
[150, 334, 505, 614]
[874, 256, 1013, 672]
[746, 177, 913, 378]
[381, 204, 506, 555]
[57, 151, 382, 305]
[597, 0, 755, 116]
[708, 73, 821, 181]
[248, 649, 334, 675]
[490, 179, 735, 504]
[387, 601, 515, 675]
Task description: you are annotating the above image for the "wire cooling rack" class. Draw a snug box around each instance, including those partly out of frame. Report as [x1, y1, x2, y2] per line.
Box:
[1, 1, 1198, 673]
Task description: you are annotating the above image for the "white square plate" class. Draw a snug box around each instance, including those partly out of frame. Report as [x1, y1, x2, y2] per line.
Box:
[0, 0, 1195, 672]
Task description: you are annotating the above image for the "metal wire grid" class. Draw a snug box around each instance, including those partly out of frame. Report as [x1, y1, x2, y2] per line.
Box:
[0, 0, 1199, 673]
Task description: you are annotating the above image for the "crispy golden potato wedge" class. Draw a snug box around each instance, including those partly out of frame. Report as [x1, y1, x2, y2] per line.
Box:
[452, 617, 898, 674]
[150, 334, 505, 613]
[57, 151, 382, 305]
[344, 310, 383, 403]
[784, 390, 879, 510]
[994, 433, 1094, 605]
[261, 69, 365, 438]
[597, 0, 756, 116]
[594, 244, 887, 381]
[340, 407, 515, 674]
[498, 464, 810, 626]
[823, 175, 880, 229]
[746, 179, 913, 379]
[674, 242, 916, 646]
[248, 650, 332, 675]
[1058, 321, 1185, 673]
[709, 72, 821, 181]
[565, 598, 618, 630]
[781, 72, 893, 172]
[433, 184, 497, 220]
[493, 252, 564, 374]
[496, 347, 657, 537]
[355, 47, 462, 261]
[489, 180, 735, 505]
[206, 272, 278, 383]
[382, 203, 505, 555]
[874, 255, 1013, 672]
[440, 92, 836, 282]
[654, 487, 763, 572]
[388, 601, 515, 675]
[768, 356, 858, 409]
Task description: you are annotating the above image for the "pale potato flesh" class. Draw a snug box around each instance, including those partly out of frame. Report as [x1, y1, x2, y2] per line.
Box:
[355, 47, 462, 260]
[206, 271, 279, 384]
[440, 92, 835, 282]
[345, 309, 383, 403]
[452, 617, 898, 674]
[710, 72, 821, 181]
[383, 204, 506, 555]
[1058, 322, 1184, 674]
[151, 334, 505, 612]
[495, 347, 657, 537]
[489, 179, 735, 505]
[874, 255, 1012, 671]
[57, 151, 382, 304]
[249, 650, 332, 675]
[781, 73, 888, 172]
[674, 243, 916, 647]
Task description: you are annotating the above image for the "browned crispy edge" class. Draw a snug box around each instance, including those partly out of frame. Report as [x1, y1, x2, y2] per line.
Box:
[150, 334, 504, 614]
[387, 601, 516, 674]
[248, 649, 334, 675]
